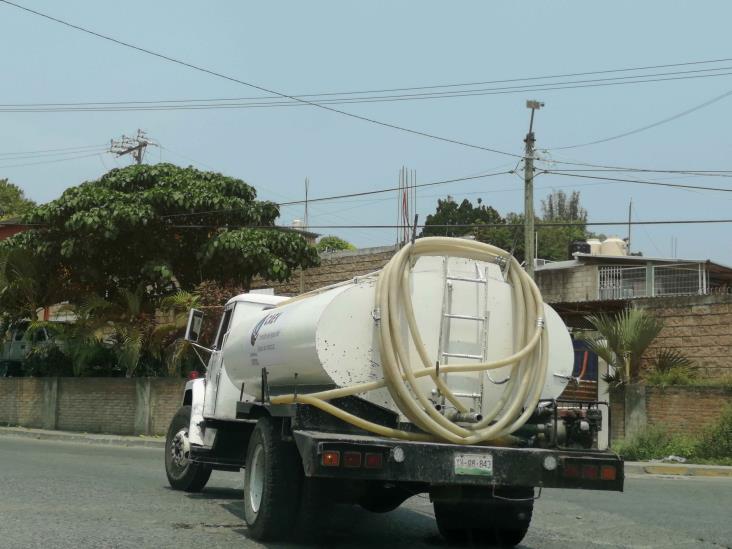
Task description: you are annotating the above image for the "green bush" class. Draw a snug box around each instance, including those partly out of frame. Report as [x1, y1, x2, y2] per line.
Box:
[644, 349, 698, 387]
[616, 409, 732, 463]
[614, 426, 697, 461]
[695, 406, 732, 460]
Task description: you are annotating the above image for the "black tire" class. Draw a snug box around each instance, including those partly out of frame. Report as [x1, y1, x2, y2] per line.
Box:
[242, 416, 302, 541]
[433, 493, 533, 547]
[164, 405, 212, 492]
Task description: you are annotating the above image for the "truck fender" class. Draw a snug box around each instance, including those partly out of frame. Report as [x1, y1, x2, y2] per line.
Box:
[184, 378, 206, 446]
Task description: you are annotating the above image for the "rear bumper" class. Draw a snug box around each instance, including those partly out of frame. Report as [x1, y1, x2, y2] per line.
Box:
[293, 430, 624, 492]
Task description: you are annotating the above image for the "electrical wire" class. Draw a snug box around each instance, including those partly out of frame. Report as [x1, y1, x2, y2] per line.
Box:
[0, 0, 521, 159]
[548, 89, 732, 151]
[0, 151, 107, 169]
[0, 143, 107, 157]
[542, 170, 732, 192]
[6, 56, 732, 106]
[159, 170, 513, 218]
[167, 219, 732, 230]
[5, 64, 732, 112]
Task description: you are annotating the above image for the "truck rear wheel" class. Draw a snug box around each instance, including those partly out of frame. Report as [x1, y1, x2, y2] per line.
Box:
[243, 416, 301, 541]
[433, 491, 533, 547]
[164, 405, 212, 492]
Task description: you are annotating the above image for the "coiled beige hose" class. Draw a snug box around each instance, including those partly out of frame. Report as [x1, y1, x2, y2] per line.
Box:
[271, 237, 548, 445]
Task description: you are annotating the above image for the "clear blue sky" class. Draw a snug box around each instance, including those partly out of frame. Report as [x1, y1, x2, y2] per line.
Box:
[2, 1, 732, 263]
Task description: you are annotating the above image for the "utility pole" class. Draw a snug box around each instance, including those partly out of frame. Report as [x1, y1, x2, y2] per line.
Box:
[524, 100, 544, 278]
[110, 129, 152, 164]
[299, 178, 309, 294]
[627, 199, 633, 253]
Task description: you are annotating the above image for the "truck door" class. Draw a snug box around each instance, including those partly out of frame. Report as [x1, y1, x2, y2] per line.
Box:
[203, 305, 234, 417]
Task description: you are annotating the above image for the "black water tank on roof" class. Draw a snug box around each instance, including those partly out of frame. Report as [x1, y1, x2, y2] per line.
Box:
[568, 240, 591, 257]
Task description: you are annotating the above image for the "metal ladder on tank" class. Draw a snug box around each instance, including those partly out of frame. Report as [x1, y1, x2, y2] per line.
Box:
[434, 258, 508, 414]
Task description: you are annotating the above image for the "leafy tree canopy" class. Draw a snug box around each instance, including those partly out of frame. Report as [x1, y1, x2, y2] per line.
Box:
[0, 179, 36, 220]
[2, 163, 318, 309]
[316, 235, 356, 253]
[421, 191, 593, 262]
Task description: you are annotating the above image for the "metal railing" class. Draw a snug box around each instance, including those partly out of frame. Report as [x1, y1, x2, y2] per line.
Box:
[598, 263, 708, 300]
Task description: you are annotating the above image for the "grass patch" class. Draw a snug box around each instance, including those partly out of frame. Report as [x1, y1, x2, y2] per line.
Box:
[615, 406, 732, 465]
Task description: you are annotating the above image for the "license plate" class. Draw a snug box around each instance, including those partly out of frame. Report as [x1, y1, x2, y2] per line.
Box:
[454, 453, 493, 476]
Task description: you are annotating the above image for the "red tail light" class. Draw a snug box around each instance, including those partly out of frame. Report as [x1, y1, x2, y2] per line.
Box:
[365, 453, 384, 469]
[343, 451, 362, 468]
[563, 463, 580, 478]
[188, 371, 200, 380]
[321, 451, 340, 467]
[582, 465, 599, 480]
[601, 465, 617, 481]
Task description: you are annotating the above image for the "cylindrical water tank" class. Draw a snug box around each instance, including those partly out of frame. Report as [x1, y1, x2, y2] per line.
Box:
[600, 236, 628, 256]
[221, 256, 574, 416]
[587, 238, 602, 255]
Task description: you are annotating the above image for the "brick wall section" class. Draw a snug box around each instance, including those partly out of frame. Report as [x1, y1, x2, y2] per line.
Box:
[635, 294, 732, 378]
[56, 378, 137, 434]
[251, 245, 398, 296]
[535, 265, 598, 303]
[149, 379, 187, 435]
[645, 386, 731, 437]
[0, 378, 44, 427]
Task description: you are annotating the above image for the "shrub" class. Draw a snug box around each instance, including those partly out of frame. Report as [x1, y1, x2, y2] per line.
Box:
[614, 426, 697, 461]
[695, 406, 732, 460]
[644, 349, 698, 387]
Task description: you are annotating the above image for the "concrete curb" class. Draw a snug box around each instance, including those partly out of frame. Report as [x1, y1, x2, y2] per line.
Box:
[625, 461, 732, 478]
[0, 426, 164, 448]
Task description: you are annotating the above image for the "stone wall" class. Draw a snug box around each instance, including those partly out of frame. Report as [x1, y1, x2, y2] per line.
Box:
[0, 378, 186, 435]
[251, 245, 398, 295]
[636, 294, 732, 378]
[535, 265, 598, 303]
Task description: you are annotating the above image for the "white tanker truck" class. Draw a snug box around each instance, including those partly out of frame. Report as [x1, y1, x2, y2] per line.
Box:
[164, 238, 623, 545]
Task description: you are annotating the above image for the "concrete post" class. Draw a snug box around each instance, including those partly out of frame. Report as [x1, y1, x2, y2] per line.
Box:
[41, 378, 58, 430]
[624, 383, 647, 439]
[134, 378, 152, 435]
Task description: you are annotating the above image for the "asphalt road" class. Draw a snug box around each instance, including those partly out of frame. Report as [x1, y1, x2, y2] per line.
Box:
[0, 437, 730, 549]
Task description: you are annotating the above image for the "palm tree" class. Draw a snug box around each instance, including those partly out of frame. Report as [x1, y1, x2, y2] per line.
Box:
[582, 308, 663, 388]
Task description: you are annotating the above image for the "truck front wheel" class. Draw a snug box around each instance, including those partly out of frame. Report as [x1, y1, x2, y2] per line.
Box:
[243, 416, 301, 541]
[433, 490, 533, 547]
[164, 405, 212, 492]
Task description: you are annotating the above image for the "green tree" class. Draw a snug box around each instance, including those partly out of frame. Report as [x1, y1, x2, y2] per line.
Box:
[0, 179, 36, 220]
[537, 190, 590, 261]
[421, 197, 516, 251]
[5, 163, 319, 303]
[582, 309, 663, 388]
[316, 235, 356, 253]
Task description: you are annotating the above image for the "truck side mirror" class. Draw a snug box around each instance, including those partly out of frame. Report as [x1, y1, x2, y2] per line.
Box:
[185, 309, 205, 343]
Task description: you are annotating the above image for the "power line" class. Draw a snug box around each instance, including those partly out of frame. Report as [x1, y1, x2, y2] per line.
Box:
[0, 152, 106, 169]
[0, 0, 521, 159]
[542, 170, 732, 192]
[548, 89, 732, 150]
[0, 143, 106, 157]
[5, 60, 732, 111]
[4, 68, 732, 113]
[166, 219, 732, 230]
[160, 170, 514, 219]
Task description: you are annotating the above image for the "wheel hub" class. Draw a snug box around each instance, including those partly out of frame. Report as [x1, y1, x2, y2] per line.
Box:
[249, 444, 265, 513]
[170, 428, 191, 468]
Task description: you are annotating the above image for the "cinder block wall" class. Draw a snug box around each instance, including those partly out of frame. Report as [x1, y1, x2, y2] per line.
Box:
[636, 295, 732, 378]
[535, 265, 598, 303]
[0, 378, 186, 435]
[251, 245, 398, 295]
